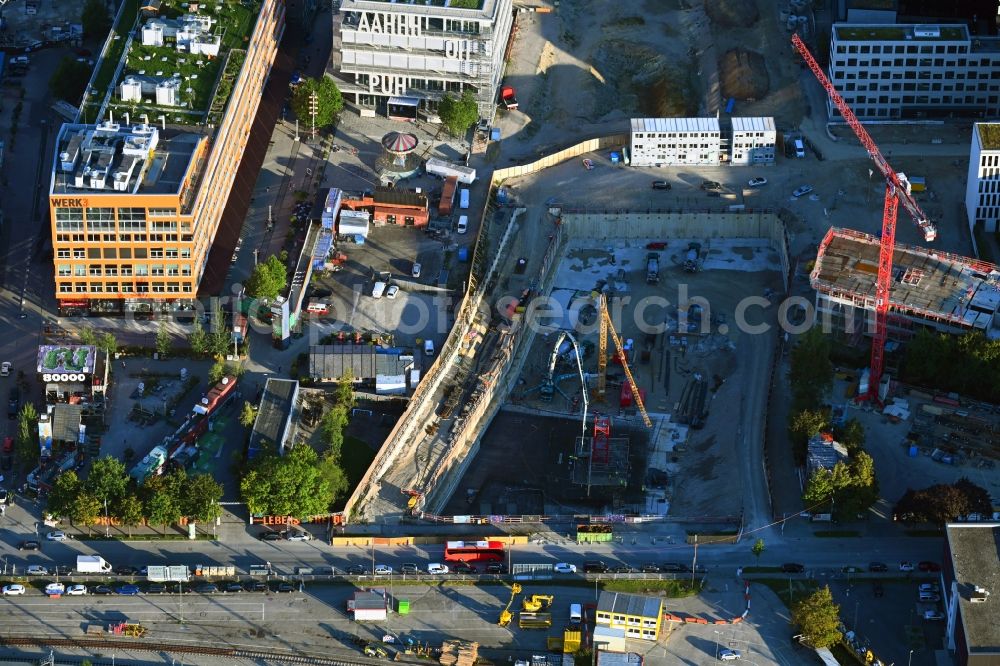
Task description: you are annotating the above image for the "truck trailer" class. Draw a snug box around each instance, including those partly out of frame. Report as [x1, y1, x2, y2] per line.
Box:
[439, 176, 458, 217]
[146, 565, 191, 582]
[76, 555, 113, 574]
[426, 158, 476, 184]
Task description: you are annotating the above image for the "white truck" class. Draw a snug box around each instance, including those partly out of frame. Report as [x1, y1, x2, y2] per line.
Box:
[425, 158, 476, 184]
[76, 555, 112, 574]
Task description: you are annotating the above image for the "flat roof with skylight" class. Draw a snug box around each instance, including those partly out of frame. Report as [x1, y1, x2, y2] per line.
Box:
[945, 523, 1000, 655]
[833, 24, 968, 41]
[977, 123, 1000, 151]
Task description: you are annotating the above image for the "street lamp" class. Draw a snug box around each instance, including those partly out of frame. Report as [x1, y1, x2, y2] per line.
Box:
[908, 650, 914, 666]
[715, 630, 721, 659]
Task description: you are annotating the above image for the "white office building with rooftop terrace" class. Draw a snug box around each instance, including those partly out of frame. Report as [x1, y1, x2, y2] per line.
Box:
[828, 23, 1000, 120]
[966, 122, 1000, 233]
[331, 0, 515, 120]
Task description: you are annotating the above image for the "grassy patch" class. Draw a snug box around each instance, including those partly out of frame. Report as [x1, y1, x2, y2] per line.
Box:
[124, 42, 222, 112]
[904, 529, 945, 537]
[813, 530, 861, 538]
[447, 0, 483, 8]
[91, 0, 140, 100]
[599, 579, 700, 596]
[755, 577, 820, 608]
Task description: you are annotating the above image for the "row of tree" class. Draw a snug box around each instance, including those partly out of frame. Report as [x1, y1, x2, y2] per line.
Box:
[893, 478, 992, 525]
[47, 457, 223, 535]
[902, 329, 1000, 403]
[239, 373, 356, 518]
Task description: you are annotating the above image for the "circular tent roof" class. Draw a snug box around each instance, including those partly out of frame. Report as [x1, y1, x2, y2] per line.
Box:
[381, 131, 418, 153]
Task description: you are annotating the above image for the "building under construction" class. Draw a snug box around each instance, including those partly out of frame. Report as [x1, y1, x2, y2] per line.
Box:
[573, 415, 631, 490]
[811, 228, 1000, 341]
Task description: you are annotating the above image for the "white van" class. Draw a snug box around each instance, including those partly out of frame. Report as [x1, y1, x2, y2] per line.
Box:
[794, 138, 805, 158]
[459, 188, 470, 209]
[456, 215, 468, 234]
[371, 281, 387, 298]
[569, 603, 582, 624]
[305, 301, 329, 314]
[424, 339, 435, 356]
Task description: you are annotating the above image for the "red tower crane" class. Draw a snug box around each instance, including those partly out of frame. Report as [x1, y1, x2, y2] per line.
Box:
[791, 34, 937, 402]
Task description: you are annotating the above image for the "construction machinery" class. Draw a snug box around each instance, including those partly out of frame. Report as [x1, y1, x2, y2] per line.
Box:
[107, 621, 147, 638]
[597, 294, 652, 427]
[401, 489, 423, 513]
[792, 34, 936, 402]
[521, 594, 554, 612]
[498, 583, 522, 627]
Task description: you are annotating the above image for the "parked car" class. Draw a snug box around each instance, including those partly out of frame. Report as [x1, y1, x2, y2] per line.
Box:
[919, 583, 940, 593]
[277, 582, 296, 593]
[245, 580, 268, 592]
[225, 582, 244, 593]
[427, 563, 450, 575]
[46, 531, 67, 542]
[919, 593, 941, 603]
[260, 531, 284, 541]
[611, 564, 634, 574]
[400, 563, 419, 574]
[719, 649, 742, 661]
[346, 564, 366, 575]
[44, 583, 65, 596]
[868, 562, 888, 572]
[792, 185, 814, 198]
[373, 565, 394, 575]
[918, 561, 941, 572]
[553, 563, 577, 574]
[781, 563, 806, 573]
[147, 583, 166, 594]
[7, 387, 19, 419]
[660, 562, 689, 573]
[923, 610, 945, 621]
[65, 584, 87, 596]
[18, 540, 40, 551]
[411, 262, 422, 278]
[92, 585, 114, 595]
[115, 566, 138, 576]
[748, 177, 768, 187]
[899, 561, 915, 572]
[2, 584, 25, 595]
[116, 584, 141, 596]
[583, 561, 609, 574]
[195, 584, 218, 594]
[0, 362, 11, 376]
[485, 563, 504, 574]
[651, 180, 671, 190]
[285, 531, 312, 542]
[640, 563, 660, 573]
[26, 565, 49, 575]
[385, 284, 400, 299]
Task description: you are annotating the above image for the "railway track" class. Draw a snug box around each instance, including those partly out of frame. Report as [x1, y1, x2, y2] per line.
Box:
[0, 636, 400, 666]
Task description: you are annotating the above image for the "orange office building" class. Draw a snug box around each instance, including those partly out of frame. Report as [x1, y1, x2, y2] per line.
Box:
[49, 0, 284, 315]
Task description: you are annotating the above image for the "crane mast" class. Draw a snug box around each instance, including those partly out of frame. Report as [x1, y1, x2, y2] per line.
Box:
[599, 295, 652, 428]
[791, 34, 937, 401]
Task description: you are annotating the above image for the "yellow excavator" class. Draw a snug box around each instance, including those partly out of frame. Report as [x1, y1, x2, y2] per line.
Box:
[498, 583, 523, 627]
[522, 594, 554, 612]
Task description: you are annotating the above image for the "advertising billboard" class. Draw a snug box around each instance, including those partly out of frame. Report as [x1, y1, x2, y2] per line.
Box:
[37, 345, 96, 380]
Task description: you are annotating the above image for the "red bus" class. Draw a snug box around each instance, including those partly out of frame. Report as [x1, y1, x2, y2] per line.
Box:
[444, 540, 505, 563]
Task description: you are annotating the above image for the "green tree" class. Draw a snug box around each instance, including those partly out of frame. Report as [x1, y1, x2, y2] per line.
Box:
[47, 470, 82, 519]
[207, 306, 231, 357]
[317, 451, 350, 504]
[99, 331, 118, 356]
[894, 478, 991, 525]
[240, 444, 340, 518]
[803, 467, 836, 507]
[182, 474, 223, 524]
[190, 318, 209, 355]
[320, 405, 349, 460]
[69, 491, 102, 535]
[15, 403, 39, 468]
[751, 537, 765, 563]
[48, 57, 92, 105]
[335, 370, 356, 409]
[792, 586, 842, 648]
[240, 401, 258, 428]
[836, 418, 866, 454]
[79, 328, 98, 346]
[85, 456, 129, 505]
[290, 77, 344, 131]
[245, 255, 287, 301]
[788, 408, 828, 461]
[954, 477, 993, 516]
[116, 494, 145, 538]
[438, 89, 479, 136]
[81, 0, 111, 37]
[789, 328, 833, 410]
[145, 488, 181, 535]
[208, 361, 226, 385]
[156, 321, 172, 357]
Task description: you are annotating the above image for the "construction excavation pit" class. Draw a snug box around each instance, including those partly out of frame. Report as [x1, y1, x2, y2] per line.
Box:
[441, 211, 791, 520]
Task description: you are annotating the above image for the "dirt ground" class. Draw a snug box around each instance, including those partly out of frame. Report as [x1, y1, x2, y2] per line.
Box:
[500, 0, 807, 159]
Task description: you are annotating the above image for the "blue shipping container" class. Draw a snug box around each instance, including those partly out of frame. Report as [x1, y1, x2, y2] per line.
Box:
[458, 247, 469, 262]
[908, 445, 918, 457]
[725, 98, 736, 114]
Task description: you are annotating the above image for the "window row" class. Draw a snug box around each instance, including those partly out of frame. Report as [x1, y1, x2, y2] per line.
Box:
[58, 282, 193, 293]
[835, 44, 968, 55]
[56, 248, 193, 259]
[55, 234, 192, 243]
[56, 264, 192, 277]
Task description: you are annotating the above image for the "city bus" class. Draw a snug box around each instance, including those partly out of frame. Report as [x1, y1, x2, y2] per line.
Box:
[443, 540, 505, 564]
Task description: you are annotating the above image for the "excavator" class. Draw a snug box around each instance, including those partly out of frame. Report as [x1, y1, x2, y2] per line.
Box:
[521, 594, 554, 612]
[401, 489, 423, 514]
[498, 583, 523, 627]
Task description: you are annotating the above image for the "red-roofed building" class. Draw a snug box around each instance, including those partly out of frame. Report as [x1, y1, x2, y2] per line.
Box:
[342, 188, 429, 228]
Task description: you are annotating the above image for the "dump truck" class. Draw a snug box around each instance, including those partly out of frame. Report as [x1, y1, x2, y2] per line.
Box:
[439, 176, 458, 217]
[501, 86, 518, 110]
[76, 555, 113, 574]
[646, 253, 660, 284]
